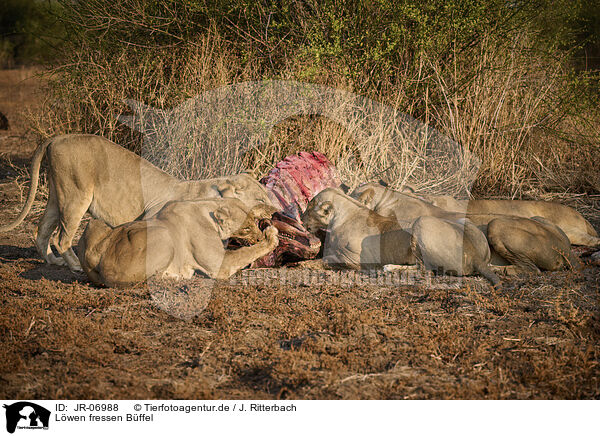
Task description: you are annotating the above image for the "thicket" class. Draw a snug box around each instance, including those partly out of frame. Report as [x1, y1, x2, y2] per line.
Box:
[10, 0, 600, 196]
[0, 0, 65, 67]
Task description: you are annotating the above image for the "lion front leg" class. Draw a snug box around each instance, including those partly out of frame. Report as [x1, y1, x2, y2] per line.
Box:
[214, 226, 279, 280]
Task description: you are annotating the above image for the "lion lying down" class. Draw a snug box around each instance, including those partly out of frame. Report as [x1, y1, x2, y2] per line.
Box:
[77, 199, 278, 287]
[485, 216, 581, 273]
[302, 188, 580, 284]
[352, 182, 600, 247]
[301, 188, 415, 269]
[412, 215, 580, 283]
[301, 189, 499, 282]
[0, 134, 276, 272]
[411, 216, 501, 286]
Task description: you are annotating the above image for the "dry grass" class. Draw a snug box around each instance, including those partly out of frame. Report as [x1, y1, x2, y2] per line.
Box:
[26, 26, 600, 199]
[1, 251, 599, 399]
[0, 106, 599, 399]
[425, 36, 600, 198]
[0, 67, 44, 158]
[0, 176, 597, 400]
[1, 169, 598, 400]
[28, 33, 478, 196]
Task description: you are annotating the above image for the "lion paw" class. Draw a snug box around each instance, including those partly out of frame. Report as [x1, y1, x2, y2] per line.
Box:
[47, 254, 67, 266]
[263, 225, 279, 246]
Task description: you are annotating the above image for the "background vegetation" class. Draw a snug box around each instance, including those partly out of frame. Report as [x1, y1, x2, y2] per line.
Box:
[0, 0, 65, 67]
[2, 0, 600, 196]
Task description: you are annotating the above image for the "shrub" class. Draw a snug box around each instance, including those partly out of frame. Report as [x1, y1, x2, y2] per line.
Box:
[0, 0, 66, 67]
[30, 0, 600, 197]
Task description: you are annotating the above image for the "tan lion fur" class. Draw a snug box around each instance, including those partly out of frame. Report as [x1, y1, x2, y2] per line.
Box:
[0, 134, 275, 271]
[77, 199, 279, 287]
[353, 182, 600, 247]
[301, 188, 415, 269]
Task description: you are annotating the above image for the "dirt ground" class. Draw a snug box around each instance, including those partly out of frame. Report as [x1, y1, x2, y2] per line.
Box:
[0, 69, 599, 399]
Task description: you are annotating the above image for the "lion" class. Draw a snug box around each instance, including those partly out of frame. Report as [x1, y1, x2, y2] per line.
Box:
[410, 216, 501, 285]
[485, 216, 581, 273]
[77, 199, 279, 287]
[461, 199, 598, 247]
[396, 214, 579, 282]
[350, 182, 465, 227]
[352, 182, 600, 246]
[0, 134, 276, 272]
[301, 189, 505, 283]
[301, 188, 415, 269]
[351, 183, 582, 280]
[399, 183, 467, 212]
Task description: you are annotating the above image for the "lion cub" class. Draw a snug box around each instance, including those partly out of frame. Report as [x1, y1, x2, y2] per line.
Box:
[77, 199, 278, 287]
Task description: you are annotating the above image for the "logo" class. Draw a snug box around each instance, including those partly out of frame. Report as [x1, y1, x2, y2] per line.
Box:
[3, 402, 50, 434]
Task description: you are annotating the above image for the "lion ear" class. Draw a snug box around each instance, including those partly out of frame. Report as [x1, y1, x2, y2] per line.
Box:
[401, 183, 416, 193]
[317, 201, 334, 218]
[83, 219, 112, 240]
[357, 188, 375, 206]
[232, 174, 250, 190]
[214, 180, 235, 197]
[212, 207, 231, 227]
[241, 169, 257, 178]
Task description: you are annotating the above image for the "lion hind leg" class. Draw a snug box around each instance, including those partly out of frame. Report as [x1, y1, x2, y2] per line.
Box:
[473, 261, 501, 287]
[103, 225, 174, 287]
[35, 184, 65, 266]
[562, 228, 600, 247]
[54, 191, 93, 272]
[489, 237, 541, 273]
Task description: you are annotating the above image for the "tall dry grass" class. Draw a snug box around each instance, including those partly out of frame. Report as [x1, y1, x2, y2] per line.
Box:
[30, 24, 600, 198]
[425, 35, 600, 197]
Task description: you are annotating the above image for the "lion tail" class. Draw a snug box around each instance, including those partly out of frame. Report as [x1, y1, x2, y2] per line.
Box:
[0, 137, 52, 232]
[475, 261, 501, 288]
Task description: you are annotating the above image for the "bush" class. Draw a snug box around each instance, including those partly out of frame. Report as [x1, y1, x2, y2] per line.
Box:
[30, 0, 600, 197]
[0, 0, 66, 67]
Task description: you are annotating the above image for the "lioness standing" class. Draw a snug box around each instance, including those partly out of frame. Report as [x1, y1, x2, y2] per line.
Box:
[0, 134, 276, 272]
